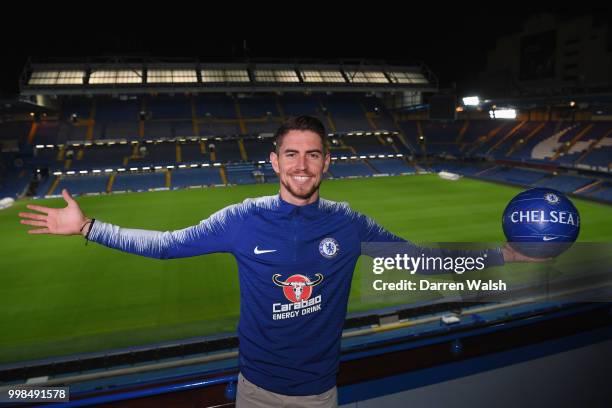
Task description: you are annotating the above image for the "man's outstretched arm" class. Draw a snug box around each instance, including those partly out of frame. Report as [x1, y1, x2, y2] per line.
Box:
[19, 189, 238, 259]
[355, 211, 549, 269]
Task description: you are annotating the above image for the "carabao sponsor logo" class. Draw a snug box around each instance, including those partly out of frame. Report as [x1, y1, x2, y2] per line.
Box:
[272, 273, 323, 302]
[271, 274, 324, 320]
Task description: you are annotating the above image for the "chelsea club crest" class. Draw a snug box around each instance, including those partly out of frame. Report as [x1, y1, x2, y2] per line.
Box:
[544, 192, 560, 205]
[319, 237, 340, 259]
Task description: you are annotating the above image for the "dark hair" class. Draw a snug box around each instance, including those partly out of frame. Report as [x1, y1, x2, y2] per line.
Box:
[274, 116, 328, 153]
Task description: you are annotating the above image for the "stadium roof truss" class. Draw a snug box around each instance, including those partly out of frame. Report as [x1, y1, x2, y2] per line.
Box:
[20, 60, 438, 95]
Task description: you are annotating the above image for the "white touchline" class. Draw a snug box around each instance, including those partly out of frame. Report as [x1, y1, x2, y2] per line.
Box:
[254, 246, 277, 254]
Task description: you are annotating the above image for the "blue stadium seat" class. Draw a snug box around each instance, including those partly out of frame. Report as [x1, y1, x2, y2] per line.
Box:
[112, 172, 166, 192]
[329, 161, 373, 178]
[171, 168, 223, 187]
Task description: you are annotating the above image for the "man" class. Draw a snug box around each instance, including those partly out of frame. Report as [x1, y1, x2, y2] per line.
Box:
[20, 116, 536, 408]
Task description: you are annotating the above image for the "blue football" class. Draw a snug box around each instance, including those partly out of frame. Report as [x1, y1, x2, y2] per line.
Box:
[502, 188, 580, 258]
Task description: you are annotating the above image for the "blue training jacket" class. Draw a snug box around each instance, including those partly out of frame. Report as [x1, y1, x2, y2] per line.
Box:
[88, 194, 504, 395]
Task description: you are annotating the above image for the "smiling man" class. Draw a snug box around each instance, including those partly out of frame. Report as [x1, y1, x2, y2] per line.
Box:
[272, 119, 329, 205]
[19, 116, 533, 408]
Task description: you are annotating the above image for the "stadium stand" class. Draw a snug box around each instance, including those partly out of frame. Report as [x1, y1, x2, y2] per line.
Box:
[148, 95, 192, 120]
[225, 163, 257, 184]
[582, 181, 612, 201]
[536, 174, 594, 193]
[210, 139, 243, 163]
[557, 122, 612, 165]
[368, 158, 414, 175]
[342, 134, 395, 155]
[320, 95, 372, 132]
[55, 175, 110, 195]
[171, 167, 224, 188]
[2, 91, 610, 205]
[180, 141, 209, 163]
[361, 97, 398, 131]
[111, 172, 166, 192]
[261, 163, 279, 183]
[242, 137, 275, 162]
[0, 168, 30, 198]
[329, 160, 374, 178]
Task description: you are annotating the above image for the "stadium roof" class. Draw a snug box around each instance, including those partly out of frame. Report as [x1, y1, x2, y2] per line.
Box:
[19, 58, 438, 96]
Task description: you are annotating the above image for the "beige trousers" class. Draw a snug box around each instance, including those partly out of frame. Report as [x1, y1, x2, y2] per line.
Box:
[235, 372, 338, 408]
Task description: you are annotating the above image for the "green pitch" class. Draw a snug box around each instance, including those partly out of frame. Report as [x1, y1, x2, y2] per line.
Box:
[1, 174, 610, 364]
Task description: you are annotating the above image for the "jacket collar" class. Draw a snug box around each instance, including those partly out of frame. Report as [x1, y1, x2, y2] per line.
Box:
[277, 194, 321, 216]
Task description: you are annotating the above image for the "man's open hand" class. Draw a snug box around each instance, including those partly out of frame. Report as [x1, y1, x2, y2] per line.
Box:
[19, 189, 90, 236]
